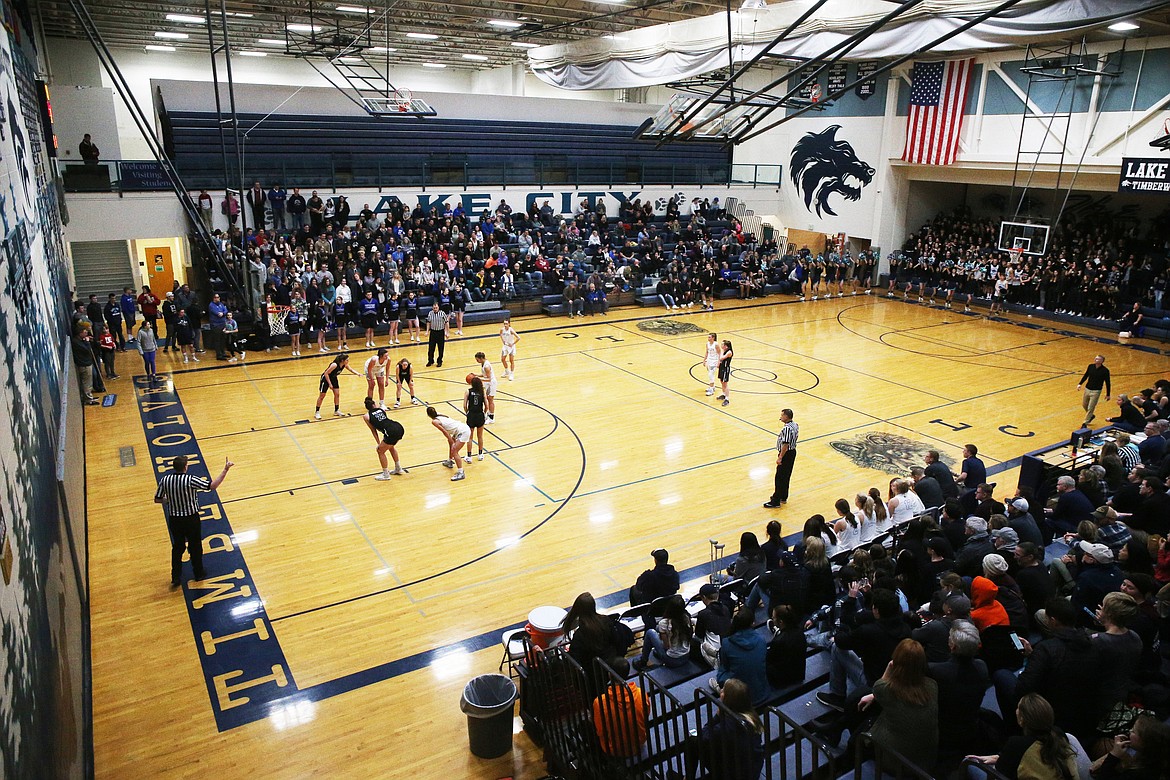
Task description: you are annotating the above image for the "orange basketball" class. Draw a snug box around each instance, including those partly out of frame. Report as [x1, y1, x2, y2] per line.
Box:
[466, 373, 476, 384]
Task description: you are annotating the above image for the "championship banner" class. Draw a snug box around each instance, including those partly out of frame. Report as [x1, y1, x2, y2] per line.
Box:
[1118, 158, 1170, 194]
[855, 61, 880, 100]
[827, 63, 848, 94]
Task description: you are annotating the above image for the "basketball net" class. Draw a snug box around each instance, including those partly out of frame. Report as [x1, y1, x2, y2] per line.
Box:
[267, 305, 291, 336]
[1008, 248, 1023, 266]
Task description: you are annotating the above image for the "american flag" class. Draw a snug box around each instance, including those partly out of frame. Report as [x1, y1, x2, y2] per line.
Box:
[902, 59, 973, 166]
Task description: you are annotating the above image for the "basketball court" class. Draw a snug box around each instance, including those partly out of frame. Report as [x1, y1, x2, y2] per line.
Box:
[85, 296, 1170, 778]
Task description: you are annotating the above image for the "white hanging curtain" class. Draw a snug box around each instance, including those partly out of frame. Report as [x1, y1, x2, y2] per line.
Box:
[528, 0, 1170, 90]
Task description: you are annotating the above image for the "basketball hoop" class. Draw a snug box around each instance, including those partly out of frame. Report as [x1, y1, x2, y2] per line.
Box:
[1008, 247, 1024, 266]
[393, 88, 413, 113]
[267, 305, 291, 336]
[810, 84, 823, 104]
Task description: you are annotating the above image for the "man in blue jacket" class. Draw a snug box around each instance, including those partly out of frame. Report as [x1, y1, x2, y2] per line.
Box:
[711, 606, 771, 707]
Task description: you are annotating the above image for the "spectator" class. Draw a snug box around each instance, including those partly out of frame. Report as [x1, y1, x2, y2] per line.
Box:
[712, 606, 770, 707]
[858, 638, 939, 771]
[1070, 542, 1125, 618]
[1120, 476, 1170, 536]
[1011, 597, 1104, 744]
[634, 595, 691, 672]
[1091, 592, 1143, 719]
[924, 449, 960, 499]
[1005, 497, 1044, 547]
[955, 517, 995, 578]
[692, 584, 732, 667]
[765, 604, 807, 690]
[726, 531, 766, 584]
[563, 592, 624, 698]
[1092, 714, 1170, 779]
[970, 575, 1011, 631]
[1012, 542, 1056, 622]
[71, 327, 101, 405]
[958, 444, 987, 490]
[688, 679, 765, 780]
[816, 587, 910, 712]
[592, 657, 648, 760]
[967, 693, 1083, 780]
[929, 620, 990, 772]
[1045, 475, 1097, 535]
[910, 466, 944, 511]
[629, 548, 679, 606]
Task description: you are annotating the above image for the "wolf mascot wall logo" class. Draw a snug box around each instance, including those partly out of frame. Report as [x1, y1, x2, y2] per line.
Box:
[789, 125, 875, 217]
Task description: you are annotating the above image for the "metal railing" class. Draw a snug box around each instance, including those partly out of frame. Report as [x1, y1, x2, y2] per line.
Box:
[61, 158, 784, 193]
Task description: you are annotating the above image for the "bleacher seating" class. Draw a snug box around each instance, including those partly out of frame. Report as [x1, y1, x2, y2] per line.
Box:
[163, 111, 732, 187]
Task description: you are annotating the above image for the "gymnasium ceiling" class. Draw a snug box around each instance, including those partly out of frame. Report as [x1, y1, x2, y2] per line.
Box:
[31, 0, 734, 70]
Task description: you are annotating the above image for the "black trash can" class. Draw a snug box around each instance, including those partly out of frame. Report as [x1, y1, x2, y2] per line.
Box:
[460, 674, 518, 758]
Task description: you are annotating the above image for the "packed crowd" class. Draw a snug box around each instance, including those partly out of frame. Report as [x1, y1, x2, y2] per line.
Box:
[195, 184, 804, 330]
[557, 426, 1170, 779]
[889, 206, 1169, 318]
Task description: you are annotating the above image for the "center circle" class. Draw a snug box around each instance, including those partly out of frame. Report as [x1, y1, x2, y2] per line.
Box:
[688, 359, 820, 395]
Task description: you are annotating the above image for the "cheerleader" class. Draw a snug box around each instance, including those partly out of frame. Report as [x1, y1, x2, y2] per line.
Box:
[286, 290, 306, 356]
[385, 292, 401, 345]
[358, 290, 380, 348]
[451, 281, 467, 335]
[309, 299, 330, 353]
[404, 290, 421, 343]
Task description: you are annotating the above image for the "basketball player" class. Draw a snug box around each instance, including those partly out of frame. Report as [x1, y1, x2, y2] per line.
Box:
[427, 406, 470, 481]
[499, 319, 520, 380]
[717, 339, 734, 407]
[394, 357, 421, 408]
[475, 351, 498, 424]
[364, 348, 392, 408]
[464, 376, 487, 461]
[315, 352, 361, 420]
[703, 332, 720, 397]
[363, 397, 407, 481]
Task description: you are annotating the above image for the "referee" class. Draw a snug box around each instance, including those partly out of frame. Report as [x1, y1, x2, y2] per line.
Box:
[154, 455, 234, 585]
[425, 300, 450, 368]
[764, 409, 798, 508]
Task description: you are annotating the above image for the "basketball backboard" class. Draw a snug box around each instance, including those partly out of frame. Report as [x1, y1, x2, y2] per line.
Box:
[997, 221, 1050, 256]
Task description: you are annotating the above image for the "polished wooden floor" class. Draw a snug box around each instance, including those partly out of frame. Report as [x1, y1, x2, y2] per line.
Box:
[86, 295, 1170, 779]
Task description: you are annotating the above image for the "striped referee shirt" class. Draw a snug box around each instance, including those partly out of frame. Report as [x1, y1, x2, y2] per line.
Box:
[426, 308, 448, 332]
[155, 472, 212, 516]
[776, 421, 799, 453]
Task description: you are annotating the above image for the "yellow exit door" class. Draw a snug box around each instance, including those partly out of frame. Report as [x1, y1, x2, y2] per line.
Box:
[145, 246, 175, 295]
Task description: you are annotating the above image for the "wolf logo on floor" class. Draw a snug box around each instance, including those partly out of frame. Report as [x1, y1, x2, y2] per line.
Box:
[789, 125, 875, 217]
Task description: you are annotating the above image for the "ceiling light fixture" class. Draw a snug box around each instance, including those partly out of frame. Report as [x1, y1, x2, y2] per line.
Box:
[422, 62, 447, 68]
[406, 32, 439, 40]
[488, 20, 523, 28]
[740, 0, 768, 9]
[227, 12, 253, 17]
[462, 53, 488, 61]
[591, 0, 628, 4]
[238, 51, 267, 57]
[154, 31, 189, 39]
[286, 23, 322, 33]
[511, 42, 539, 48]
[165, 13, 205, 24]
[1108, 21, 1140, 31]
[336, 5, 372, 12]
[337, 56, 362, 62]
[257, 38, 286, 46]
[145, 44, 176, 52]
[369, 46, 397, 52]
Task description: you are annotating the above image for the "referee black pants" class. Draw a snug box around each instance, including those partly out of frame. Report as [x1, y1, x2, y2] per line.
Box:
[427, 330, 445, 366]
[771, 449, 797, 503]
[167, 512, 204, 582]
